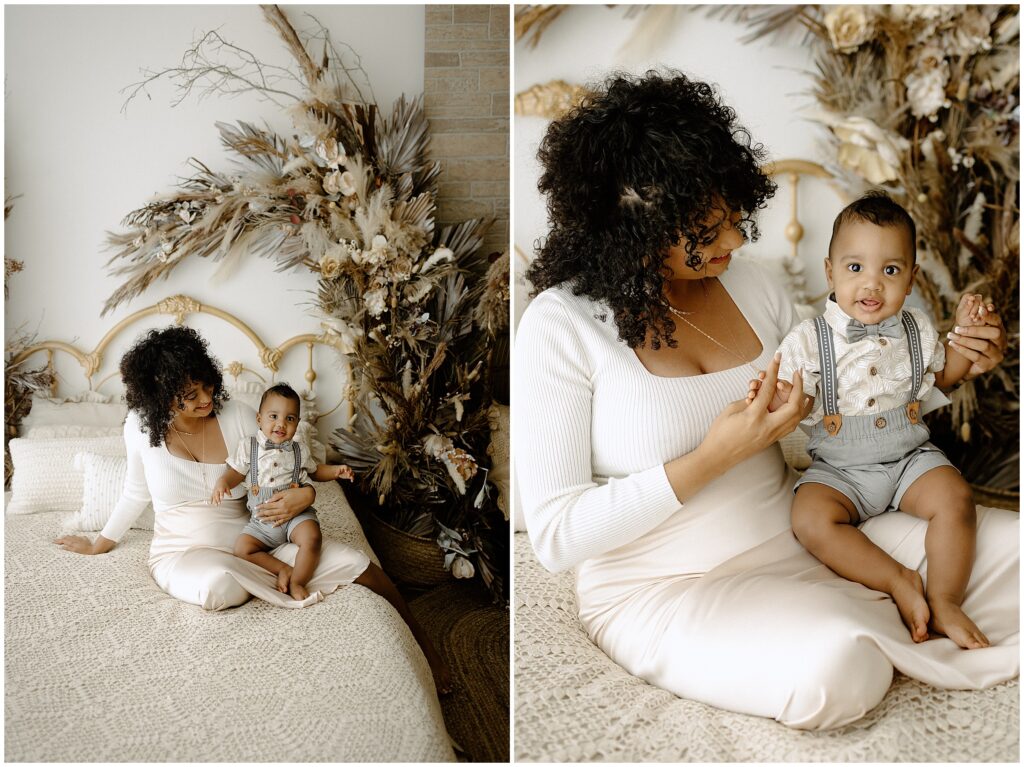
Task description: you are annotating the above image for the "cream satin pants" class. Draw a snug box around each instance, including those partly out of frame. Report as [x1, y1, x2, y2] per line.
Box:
[593, 506, 1019, 730]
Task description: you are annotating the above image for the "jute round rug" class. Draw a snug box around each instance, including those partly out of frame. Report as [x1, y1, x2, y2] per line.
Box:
[409, 580, 510, 763]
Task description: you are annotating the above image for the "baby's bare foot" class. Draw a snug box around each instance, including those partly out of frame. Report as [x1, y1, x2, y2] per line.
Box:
[929, 598, 990, 649]
[289, 581, 310, 601]
[890, 568, 930, 643]
[276, 565, 292, 593]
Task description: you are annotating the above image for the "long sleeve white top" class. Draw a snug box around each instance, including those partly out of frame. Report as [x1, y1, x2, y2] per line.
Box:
[514, 256, 798, 573]
[100, 400, 254, 542]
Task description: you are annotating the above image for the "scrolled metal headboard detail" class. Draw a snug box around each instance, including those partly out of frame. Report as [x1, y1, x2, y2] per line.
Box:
[10, 294, 350, 423]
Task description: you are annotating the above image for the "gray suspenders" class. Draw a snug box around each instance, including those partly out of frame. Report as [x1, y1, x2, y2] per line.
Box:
[813, 311, 924, 437]
[899, 312, 924, 425]
[248, 437, 304, 495]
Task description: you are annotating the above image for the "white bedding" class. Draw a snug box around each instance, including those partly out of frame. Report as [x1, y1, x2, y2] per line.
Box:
[5, 482, 454, 762]
[514, 531, 1019, 762]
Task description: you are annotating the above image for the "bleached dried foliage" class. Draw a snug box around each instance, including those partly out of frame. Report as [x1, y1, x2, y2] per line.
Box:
[739, 4, 1020, 488]
[106, 6, 509, 599]
[5, 329, 55, 488]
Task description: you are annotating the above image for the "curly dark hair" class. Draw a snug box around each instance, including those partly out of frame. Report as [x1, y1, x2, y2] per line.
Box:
[119, 326, 229, 447]
[259, 382, 300, 411]
[527, 70, 777, 349]
[829, 190, 917, 263]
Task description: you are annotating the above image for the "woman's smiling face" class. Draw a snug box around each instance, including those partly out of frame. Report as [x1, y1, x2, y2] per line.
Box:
[663, 204, 745, 282]
[175, 380, 215, 418]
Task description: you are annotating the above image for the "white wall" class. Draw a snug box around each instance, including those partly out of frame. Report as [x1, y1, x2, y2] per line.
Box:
[514, 6, 849, 327]
[5, 4, 424, 438]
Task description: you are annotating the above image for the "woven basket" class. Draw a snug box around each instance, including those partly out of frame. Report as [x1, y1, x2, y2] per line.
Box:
[970, 483, 1019, 512]
[360, 511, 452, 588]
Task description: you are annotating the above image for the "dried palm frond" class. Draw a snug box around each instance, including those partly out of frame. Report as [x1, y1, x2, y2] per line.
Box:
[698, 4, 820, 45]
[375, 95, 431, 184]
[514, 5, 566, 48]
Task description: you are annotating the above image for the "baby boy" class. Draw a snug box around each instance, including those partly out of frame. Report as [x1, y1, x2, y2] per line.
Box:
[211, 383, 353, 600]
[750, 192, 996, 649]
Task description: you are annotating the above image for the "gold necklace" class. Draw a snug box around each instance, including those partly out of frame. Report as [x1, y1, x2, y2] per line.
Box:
[666, 304, 761, 375]
[169, 419, 205, 463]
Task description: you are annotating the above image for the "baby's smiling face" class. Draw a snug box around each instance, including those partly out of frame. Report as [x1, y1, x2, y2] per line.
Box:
[256, 393, 300, 444]
[825, 220, 919, 324]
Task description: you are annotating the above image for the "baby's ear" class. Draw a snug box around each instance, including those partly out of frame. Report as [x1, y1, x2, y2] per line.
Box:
[907, 263, 920, 294]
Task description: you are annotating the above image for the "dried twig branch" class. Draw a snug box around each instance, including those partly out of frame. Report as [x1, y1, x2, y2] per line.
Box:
[121, 28, 304, 113]
[261, 4, 322, 87]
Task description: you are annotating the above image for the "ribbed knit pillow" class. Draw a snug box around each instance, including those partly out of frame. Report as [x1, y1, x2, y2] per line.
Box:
[72, 452, 154, 531]
[6, 436, 125, 514]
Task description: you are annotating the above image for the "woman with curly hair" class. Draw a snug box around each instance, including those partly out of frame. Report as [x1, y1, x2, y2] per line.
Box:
[54, 326, 451, 692]
[515, 71, 1016, 729]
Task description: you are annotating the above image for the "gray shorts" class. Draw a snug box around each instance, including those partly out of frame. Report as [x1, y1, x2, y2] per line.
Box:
[241, 509, 319, 549]
[795, 444, 954, 522]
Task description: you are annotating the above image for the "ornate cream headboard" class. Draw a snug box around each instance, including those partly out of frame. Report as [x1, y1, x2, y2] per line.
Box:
[10, 294, 351, 425]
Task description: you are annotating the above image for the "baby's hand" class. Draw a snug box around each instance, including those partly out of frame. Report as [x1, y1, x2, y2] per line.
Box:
[747, 370, 791, 413]
[211, 478, 231, 505]
[954, 293, 989, 327]
[332, 464, 355, 481]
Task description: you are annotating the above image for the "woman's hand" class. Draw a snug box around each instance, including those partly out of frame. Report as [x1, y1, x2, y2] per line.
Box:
[54, 534, 115, 555]
[946, 297, 1007, 381]
[255, 485, 316, 527]
[702, 353, 808, 469]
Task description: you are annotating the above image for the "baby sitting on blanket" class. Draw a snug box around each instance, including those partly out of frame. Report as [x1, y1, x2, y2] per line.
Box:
[211, 383, 353, 600]
[748, 192, 996, 650]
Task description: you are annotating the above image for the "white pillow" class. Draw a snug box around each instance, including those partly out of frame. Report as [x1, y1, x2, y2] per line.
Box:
[22, 425, 124, 439]
[226, 381, 264, 413]
[20, 394, 127, 431]
[226, 382, 320, 436]
[296, 420, 326, 465]
[72, 452, 154, 531]
[6, 436, 126, 514]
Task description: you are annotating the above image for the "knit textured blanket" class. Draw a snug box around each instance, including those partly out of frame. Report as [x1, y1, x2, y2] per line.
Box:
[5, 483, 453, 762]
[514, 532, 1018, 762]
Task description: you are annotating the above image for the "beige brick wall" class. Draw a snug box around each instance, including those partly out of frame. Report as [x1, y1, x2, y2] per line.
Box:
[425, 5, 509, 258]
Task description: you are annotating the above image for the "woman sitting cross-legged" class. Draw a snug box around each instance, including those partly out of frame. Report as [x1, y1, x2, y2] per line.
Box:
[55, 325, 451, 695]
[515, 70, 1018, 730]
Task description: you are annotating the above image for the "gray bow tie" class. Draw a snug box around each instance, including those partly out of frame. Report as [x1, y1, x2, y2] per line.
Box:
[846, 315, 902, 342]
[261, 440, 293, 451]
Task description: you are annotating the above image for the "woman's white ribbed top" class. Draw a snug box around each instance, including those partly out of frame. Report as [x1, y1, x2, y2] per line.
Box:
[514, 257, 798, 574]
[100, 399, 254, 542]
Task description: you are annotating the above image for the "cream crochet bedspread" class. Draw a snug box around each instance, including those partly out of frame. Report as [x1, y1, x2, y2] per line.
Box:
[514, 532, 1019, 762]
[5, 482, 454, 763]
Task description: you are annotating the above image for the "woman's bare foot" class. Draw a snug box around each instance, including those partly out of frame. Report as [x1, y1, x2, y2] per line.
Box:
[929, 597, 990, 649]
[428, 650, 454, 696]
[276, 564, 292, 593]
[890, 568, 930, 643]
[289, 581, 310, 601]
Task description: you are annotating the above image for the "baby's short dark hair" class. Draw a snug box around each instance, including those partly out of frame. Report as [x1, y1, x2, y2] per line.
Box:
[259, 383, 300, 412]
[829, 191, 917, 263]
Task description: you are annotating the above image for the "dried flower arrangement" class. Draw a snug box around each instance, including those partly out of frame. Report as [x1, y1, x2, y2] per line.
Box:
[103, 6, 509, 600]
[729, 5, 1020, 492]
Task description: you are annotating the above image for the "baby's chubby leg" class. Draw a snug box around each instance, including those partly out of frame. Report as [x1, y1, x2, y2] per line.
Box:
[234, 533, 292, 593]
[287, 520, 322, 601]
[898, 466, 988, 649]
[792, 483, 930, 643]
